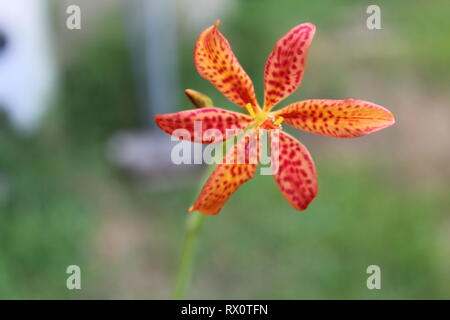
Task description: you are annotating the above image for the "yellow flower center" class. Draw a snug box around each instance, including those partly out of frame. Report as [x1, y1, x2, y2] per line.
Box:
[245, 103, 284, 129]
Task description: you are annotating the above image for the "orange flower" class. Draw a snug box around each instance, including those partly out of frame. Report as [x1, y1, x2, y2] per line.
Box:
[155, 20, 395, 215]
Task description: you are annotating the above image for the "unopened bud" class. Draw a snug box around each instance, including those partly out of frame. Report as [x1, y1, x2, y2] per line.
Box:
[185, 89, 213, 108]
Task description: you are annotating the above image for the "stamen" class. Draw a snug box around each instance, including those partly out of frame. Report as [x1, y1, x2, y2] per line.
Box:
[273, 116, 284, 125]
[215, 19, 221, 27]
[245, 103, 256, 118]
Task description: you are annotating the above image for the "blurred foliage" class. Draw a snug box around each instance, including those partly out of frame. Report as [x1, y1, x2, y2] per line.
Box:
[386, 0, 450, 84]
[149, 162, 448, 299]
[0, 0, 449, 299]
[60, 16, 139, 149]
[0, 124, 93, 299]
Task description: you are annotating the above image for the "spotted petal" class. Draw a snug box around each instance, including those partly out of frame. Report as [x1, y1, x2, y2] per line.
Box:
[263, 23, 316, 111]
[155, 108, 253, 144]
[189, 131, 259, 214]
[271, 131, 317, 210]
[194, 21, 259, 113]
[274, 99, 395, 138]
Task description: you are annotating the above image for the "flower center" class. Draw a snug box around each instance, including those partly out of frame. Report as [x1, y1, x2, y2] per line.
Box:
[245, 104, 284, 129]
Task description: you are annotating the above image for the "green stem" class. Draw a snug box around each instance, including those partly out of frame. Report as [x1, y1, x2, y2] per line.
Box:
[172, 212, 207, 299]
[171, 161, 217, 300]
[171, 131, 245, 299]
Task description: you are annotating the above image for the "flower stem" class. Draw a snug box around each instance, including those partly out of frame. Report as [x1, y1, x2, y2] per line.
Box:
[172, 212, 207, 299]
[171, 136, 236, 299]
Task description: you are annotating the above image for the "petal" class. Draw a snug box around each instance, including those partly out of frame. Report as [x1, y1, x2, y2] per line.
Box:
[263, 23, 316, 111]
[189, 131, 259, 215]
[155, 108, 253, 144]
[274, 99, 395, 138]
[194, 21, 259, 112]
[271, 131, 317, 211]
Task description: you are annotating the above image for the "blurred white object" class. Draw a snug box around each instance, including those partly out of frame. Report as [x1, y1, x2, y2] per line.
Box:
[0, 0, 56, 132]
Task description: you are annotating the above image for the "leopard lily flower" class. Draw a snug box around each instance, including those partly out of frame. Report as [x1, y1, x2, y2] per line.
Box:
[155, 20, 395, 215]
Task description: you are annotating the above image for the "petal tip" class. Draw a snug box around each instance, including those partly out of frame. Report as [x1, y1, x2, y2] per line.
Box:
[387, 115, 396, 127]
[154, 114, 163, 125]
[189, 205, 220, 215]
[304, 22, 316, 32]
[214, 19, 221, 27]
[376, 107, 396, 129]
[388, 110, 396, 124]
[297, 195, 317, 211]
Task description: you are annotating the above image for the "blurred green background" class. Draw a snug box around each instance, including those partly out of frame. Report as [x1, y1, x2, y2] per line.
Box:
[1, 0, 449, 299]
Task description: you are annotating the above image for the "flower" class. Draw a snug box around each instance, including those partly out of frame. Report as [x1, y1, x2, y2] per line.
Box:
[155, 20, 395, 215]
